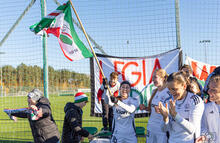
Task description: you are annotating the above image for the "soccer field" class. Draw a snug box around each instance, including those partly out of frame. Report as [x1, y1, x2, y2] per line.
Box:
[0, 94, 148, 143]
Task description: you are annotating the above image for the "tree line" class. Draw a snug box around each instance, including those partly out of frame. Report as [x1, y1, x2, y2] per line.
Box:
[1, 63, 90, 93]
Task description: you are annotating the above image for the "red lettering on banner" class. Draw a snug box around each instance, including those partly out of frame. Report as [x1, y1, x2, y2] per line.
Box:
[191, 61, 199, 79]
[200, 65, 209, 81]
[210, 66, 216, 73]
[121, 62, 139, 80]
[130, 72, 141, 87]
[99, 60, 103, 84]
[142, 60, 146, 86]
[149, 58, 161, 83]
[114, 60, 147, 87]
[114, 61, 124, 75]
[121, 62, 142, 87]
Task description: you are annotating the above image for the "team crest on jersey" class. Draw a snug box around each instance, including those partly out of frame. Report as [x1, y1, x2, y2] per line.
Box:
[184, 103, 190, 112]
[202, 132, 216, 142]
[209, 110, 214, 114]
[184, 103, 190, 109]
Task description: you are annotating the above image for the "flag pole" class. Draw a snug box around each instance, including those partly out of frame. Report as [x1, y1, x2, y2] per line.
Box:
[69, 0, 113, 96]
[40, 0, 49, 98]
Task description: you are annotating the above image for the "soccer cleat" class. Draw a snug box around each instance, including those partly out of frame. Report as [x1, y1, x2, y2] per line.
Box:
[103, 127, 108, 131]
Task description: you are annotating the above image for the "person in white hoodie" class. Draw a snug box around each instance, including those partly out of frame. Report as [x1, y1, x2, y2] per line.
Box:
[195, 74, 220, 143]
[106, 80, 139, 143]
[158, 71, 204, 143]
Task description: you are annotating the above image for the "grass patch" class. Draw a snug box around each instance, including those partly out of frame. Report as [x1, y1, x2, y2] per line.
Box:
[0, 94, 148, 143]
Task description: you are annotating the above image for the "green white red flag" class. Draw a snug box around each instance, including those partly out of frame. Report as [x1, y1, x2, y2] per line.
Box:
[30, 1, 93, 61]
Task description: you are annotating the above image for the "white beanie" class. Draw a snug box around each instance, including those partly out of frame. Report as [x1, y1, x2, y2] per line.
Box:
[27, 88, 43, 102]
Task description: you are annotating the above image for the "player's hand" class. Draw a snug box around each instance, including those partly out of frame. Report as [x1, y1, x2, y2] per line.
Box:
[110, 96, 118, 104]
[12, 116, 17, 122]
[154, 106, 160, 113]
[37, 108, 43, 117]
[30, 105, 43, 118]
[80, 137, 84, 142]
[158, 102, 169, 122]
[195, 136, 206, 143]
[30, 105, 38, 111]
[139, 104, 146, 110]
[169, 99, 177, 118]
[88, 134, 94, 140]
[103, 78, 108, 89]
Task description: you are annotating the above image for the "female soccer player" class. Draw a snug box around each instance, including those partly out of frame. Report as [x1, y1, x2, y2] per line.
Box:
[106, 80, 139, 143]
[158, 71, 204, 143]
[188, 77, 202, 96]
[139, 69, 171, 143]
[196, 74, 220, 143]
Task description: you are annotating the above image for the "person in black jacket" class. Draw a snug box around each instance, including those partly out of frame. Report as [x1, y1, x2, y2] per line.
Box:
[62, 92, 93, 143]
[9, 88, 60, 143]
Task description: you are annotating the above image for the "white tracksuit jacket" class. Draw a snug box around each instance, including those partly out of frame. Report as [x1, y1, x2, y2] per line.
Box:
[106, 93, 139, 143]
[201, 102, 220, 143]
[162, 92, 204, 143]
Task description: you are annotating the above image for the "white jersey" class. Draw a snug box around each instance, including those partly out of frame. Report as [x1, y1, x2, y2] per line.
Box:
[99, 81, 120, 99]
[147, 88, 172, 135]
[162, 92, 204, 143]
[107, 95, 139, 138]
[201, 102, 220, 143]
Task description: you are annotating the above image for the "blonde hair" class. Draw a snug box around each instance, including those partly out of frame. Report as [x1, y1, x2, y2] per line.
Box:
[110, 72, 118, 78]
[148, 69, 168, 112]
[153, 69, 168, 82]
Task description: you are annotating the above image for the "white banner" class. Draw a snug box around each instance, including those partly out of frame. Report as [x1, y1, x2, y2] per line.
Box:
[185, 56, 217, 82]
[91, 48, 180, 116]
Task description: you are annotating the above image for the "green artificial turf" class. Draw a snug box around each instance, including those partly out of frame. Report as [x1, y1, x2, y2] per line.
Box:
[0, 94, 148, 143]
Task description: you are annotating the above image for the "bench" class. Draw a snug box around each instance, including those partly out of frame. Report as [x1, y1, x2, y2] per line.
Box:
[83, 127, 98, 135]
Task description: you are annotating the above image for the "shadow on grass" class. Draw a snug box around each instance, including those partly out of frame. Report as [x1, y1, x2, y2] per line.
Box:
[0, 138, 32, 143]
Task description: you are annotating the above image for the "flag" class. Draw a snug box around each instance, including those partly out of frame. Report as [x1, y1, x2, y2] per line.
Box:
[30, 2, 93, 61]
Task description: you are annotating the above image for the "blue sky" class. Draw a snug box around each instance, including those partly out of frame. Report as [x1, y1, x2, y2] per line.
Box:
[0, 0, 219, 74]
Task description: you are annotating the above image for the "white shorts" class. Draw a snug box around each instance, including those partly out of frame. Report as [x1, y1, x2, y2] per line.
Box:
[146, 130, 168, 143]
[111, 134, 137, 143]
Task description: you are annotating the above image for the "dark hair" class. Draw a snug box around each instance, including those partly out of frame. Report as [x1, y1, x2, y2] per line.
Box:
[120, 80, 131, 88]
[180, 64, 193, 77]
[180, 64, 191, 70]
[188, 77, 201, 96]
[202, 67, 220, 103]
[204, 74, 220, 103]
[209, 74, 220, 86]
[213, 66, 220, 75]
[167, 71, 190, 91]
